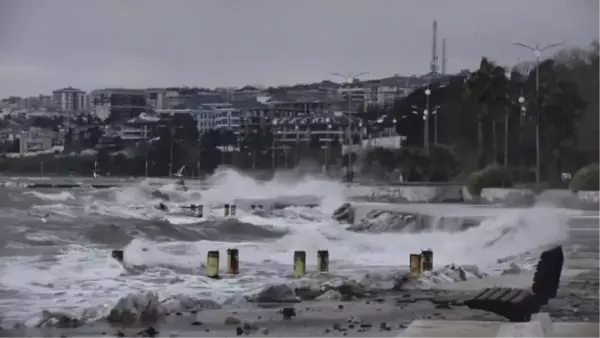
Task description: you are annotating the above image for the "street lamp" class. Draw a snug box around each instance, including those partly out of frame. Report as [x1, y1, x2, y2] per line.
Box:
[512, 41, 564, 185]
[424, 88, 431, 155]
[271, 120, 277, 170]
[391, 118, 398, 149]
[325, 118, 332, 173]
[294, 124, 300, 166]
[332, 71, 369, 183]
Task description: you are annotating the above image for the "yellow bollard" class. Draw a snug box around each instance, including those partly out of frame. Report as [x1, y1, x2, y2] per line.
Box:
[421, 249, 433, 272]
[227, 248, 239, 275]
[317, 250, 329, 272]
[224, 204, 230, 217]
[230, 204, 236, 216]
[206, 250, 220, 279]
[293, 250, 306, 278]
[410, 253, 422, 277]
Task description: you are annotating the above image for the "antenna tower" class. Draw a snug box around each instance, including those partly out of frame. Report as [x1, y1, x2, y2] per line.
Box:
[441, 38, 447, 75]
[430, 20, 438, 75]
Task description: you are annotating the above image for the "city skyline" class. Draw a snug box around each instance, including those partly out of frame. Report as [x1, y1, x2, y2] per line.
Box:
[1, 0, 598, 97]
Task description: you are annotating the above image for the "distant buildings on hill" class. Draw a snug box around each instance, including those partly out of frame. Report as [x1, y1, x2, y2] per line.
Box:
[0, 74, 446, 155]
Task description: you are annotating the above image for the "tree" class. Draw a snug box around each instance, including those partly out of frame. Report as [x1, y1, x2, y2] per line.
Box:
[463, 57, 508, 168]
[531, 59, 586, 182]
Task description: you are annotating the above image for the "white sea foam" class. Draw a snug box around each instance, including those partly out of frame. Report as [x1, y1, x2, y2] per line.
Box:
[0, 168, 575, 326]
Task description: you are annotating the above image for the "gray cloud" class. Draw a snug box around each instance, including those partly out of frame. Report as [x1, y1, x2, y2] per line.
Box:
[0, 0, 597, 97]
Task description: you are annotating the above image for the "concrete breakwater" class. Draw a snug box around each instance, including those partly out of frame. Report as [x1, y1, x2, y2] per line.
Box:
[350, 185, 599, 210]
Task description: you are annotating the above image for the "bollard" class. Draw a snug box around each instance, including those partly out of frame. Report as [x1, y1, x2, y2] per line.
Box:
[421, 249, 433, 272]
[317, 250, 329, 272]
[230, 204, 236, 216]
[410, 253, 422, 277]
[293, 250, 306, 278]
[195, 204, 204, 218]
[111, 250, 124, 262]
[206, 250, 220, 279]
[227, 248, 239, 275]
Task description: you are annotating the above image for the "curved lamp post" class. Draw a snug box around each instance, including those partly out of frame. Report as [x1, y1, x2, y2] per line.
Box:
[512, 41, 564, 184]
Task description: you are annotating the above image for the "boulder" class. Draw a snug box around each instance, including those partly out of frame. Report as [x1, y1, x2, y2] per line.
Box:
[245, 284, 300, 303]
[315, 290, 342, 301]
[322, 278, 368, 300]
[36, 310, 82, 328]
[151, 190, 170, 201]
[106, 291, 160, 325]
[332, 203, 354, 224]
[346, 210, 419, 233]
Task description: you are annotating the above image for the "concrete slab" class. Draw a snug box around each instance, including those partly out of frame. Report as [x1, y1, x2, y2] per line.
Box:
[399, 320, 599, 337]
[432, 272, 535, 291]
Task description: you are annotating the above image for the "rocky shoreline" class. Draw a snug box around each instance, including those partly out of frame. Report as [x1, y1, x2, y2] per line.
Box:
[2, 275, 597, 337]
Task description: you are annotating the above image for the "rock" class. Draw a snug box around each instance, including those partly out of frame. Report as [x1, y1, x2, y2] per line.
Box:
[246, 284, 300, 303]
[191, 321, 203, 326]
[159, 294, 222, 313]
[294, 286, 323, 301]
[347, 210, 419, 233]
[36, 310, 82, 328]
[282, 307, 296, 320]
[107, 291, 160, 325]
[242, 321, 259, 332]
[235, 327, 243, 336]
[502, 262, 523, 275]
[224, 316, 242, 325]
[323, 278, 368, 299]
[151, 190, 170, 201]
[260, 327, 269, 335]
[332, 203, 354, 224]
[316, 290, 342, 301]
[136, 327, 158, 337]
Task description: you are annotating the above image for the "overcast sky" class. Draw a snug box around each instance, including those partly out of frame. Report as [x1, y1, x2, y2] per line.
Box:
[1, 0, 598, 97]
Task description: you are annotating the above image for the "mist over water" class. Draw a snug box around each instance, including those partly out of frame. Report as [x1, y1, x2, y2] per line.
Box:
[0, 168, 575, 326]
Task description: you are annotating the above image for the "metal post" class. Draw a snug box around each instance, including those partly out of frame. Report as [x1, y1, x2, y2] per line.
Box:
[331, 72, 369, 183]
[271, 127, 276, 170]
[535, 57, 541, 185]
[425, 91, 430, 155]
[504, 109, 509, 168]
[434, 113, 438, 145]
[169, 131, 173, 176]
[512, 41, 564, 185]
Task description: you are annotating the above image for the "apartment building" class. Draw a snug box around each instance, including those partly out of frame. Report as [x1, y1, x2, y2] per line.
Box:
[90, 88, 147, 122]
[52, 87, 88, 113]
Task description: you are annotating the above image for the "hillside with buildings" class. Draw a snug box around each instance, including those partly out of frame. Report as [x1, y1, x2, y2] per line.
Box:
[0, 74, 429, 164]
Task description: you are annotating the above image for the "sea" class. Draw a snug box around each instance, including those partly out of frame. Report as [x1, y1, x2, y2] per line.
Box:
[0, 168, 579, 327]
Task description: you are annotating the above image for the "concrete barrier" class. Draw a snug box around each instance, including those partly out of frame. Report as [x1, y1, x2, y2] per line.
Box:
[364, 185, 464, 203]
[233, 195, 321, 213]
[479, 188, 536, 206]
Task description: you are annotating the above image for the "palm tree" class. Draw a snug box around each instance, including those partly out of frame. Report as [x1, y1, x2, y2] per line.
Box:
[463, 57, 508, 168]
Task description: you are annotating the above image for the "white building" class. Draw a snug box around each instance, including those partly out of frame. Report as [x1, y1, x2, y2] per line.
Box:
[156, 103, 242, 135]
[52, 87, 88, 113]
[18, 128, 60, 154]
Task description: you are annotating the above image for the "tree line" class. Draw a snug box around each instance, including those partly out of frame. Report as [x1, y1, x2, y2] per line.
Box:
[392, 41, 598, 184]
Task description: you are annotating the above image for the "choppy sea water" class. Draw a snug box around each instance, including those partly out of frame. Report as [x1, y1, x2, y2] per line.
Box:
[0, 168, 581, 327]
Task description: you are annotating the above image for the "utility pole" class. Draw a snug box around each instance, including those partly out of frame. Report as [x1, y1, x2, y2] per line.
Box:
[512, 41, 564, 185]
[331, 71, 369, 183]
